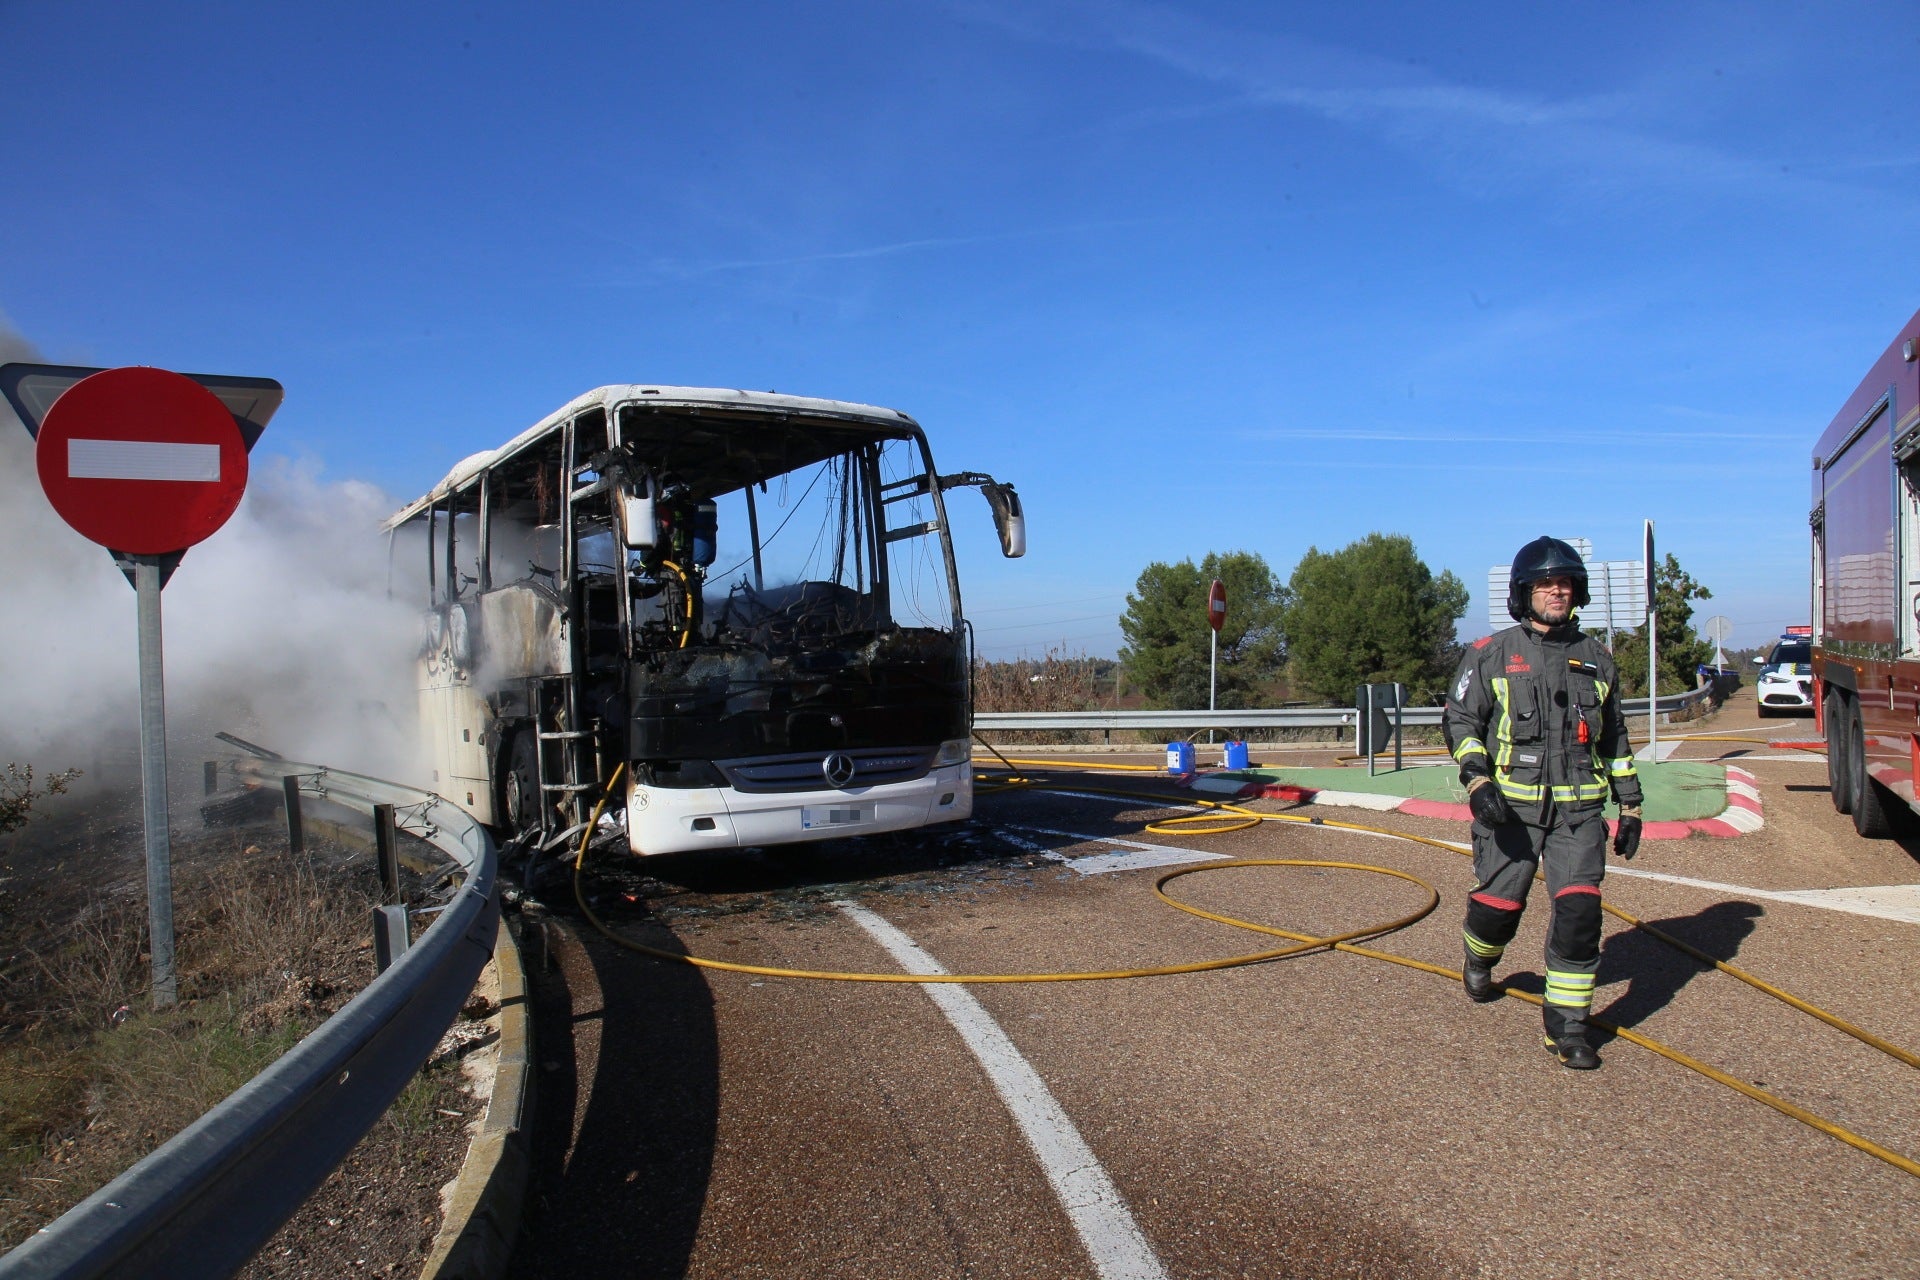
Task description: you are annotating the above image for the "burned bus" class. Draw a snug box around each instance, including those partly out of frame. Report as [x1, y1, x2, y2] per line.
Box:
[386, 385, 1023, 854]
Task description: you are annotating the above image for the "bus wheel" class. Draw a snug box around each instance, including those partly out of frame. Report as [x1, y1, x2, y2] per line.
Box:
[500, 729, 542, 834]
[1825, 690, 1852, 815]
[1847, 702, 1894, 838]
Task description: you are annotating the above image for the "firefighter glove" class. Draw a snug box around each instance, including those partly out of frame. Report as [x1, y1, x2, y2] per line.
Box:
[1613, 812, 1642, 860]
[1467, 778, 1516, 828]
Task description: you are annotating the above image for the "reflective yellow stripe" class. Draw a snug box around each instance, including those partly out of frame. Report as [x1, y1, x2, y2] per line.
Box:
[1454, 737, 1489, 763]
[1595, 679, 1611, 704]
[1544, 969, 1596, 1008]
[1551, 781, 1610, 802]
[1491, 677, 1515, 772]
[1606, 756, 1637, 777]
[1497, 778, 1543, 801]
[1463, 930, 1504, 959]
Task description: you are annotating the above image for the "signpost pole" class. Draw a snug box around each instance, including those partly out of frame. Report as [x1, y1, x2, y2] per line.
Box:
[127, 553, 177, 1009]
[1366, 686, 1376, 778]
[1209, 628, 1217, 744]
[1394, 683, 1404, 773]
[1206, 579, 1225, 748]
[1645, 520, 1658, 759]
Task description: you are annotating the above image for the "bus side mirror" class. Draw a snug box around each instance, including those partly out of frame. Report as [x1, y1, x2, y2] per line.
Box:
[937, 471, 1026, 558]
[620, 476, 658, 549]
[981, 480, 1025, 559]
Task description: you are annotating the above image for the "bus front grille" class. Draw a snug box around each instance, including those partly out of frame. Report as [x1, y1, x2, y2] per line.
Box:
[718, 747, 936, 793]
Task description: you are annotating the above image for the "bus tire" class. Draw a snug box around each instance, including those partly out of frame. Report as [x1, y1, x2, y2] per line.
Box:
[499, 728, 542, 835]
[1825, 690, 1852, 815]
[1847, 701, 1894, 838]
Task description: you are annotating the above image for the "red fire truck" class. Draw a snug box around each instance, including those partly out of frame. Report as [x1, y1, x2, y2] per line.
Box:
[1810, 306, 1920, 836]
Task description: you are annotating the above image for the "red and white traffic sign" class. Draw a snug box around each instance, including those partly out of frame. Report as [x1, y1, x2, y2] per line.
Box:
[34, 366, 248, 555]
[1207, 579, 1227, 632]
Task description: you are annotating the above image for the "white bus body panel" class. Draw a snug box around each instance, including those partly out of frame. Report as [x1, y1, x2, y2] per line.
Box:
[626, 764, 973, 855]
[421, 679, 495, 824]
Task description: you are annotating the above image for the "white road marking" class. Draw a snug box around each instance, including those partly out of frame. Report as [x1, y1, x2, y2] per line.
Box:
[1608, 868, 1920, 924]
[836, 900, 1170, 1280]
[994, 824, 1231, 874]
[1018, 787, 1915, 924]
[68, 438, 221, 481]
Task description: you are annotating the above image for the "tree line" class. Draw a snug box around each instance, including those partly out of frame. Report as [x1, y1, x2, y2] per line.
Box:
[1107, 534, 1713, 710]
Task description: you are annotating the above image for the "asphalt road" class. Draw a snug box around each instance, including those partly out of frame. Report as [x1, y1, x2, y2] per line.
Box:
[504, 690, 1920, 1280]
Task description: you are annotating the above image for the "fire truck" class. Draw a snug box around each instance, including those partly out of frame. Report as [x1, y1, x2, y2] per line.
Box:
[1810, 306, 1920, 836]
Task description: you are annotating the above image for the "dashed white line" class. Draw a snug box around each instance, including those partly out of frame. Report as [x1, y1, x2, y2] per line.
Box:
[835, 900, 1170, 1280]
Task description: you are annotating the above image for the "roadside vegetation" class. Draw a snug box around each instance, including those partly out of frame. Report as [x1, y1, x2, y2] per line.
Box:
[1600, 553, 1716, 696]
[0, 801, 467, 1252]
[982, 534, 1721, 734]
[1, 763, 80, 837]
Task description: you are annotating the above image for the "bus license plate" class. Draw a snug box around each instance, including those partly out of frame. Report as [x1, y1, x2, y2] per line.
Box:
[802, 805, 868, 829]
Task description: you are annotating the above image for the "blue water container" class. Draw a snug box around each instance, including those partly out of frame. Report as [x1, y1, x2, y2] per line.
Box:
[1166, 742, 1196, 774]
[1223, 740, 1249, 770]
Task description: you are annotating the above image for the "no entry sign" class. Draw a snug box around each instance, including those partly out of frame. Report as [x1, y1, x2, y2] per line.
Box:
[33, 367, 249, 555]
[0, 360, 279, 1010]
[1206, 579, 1227, 632]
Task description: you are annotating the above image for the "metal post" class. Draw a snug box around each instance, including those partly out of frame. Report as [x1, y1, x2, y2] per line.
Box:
[374, 802, 400, 904]
[1645, 519, 1658, 759]
[372, 904, 409, 972]
[133, 556, 177, 1010]
[1393, 684, 1404, 773]
[1208, 628, 1217, 746]
[1648, 604, 1659, 758]
[1365, 685, 1376, 778]
[283, 774, 305, 854]
[203, 760, 218, 796]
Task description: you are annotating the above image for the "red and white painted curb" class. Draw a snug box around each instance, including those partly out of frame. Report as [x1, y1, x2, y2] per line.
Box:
[1181, 765, 1762, 840]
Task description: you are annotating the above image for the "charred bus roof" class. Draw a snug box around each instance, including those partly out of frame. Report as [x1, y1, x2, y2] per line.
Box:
[385, 384, 925, 529]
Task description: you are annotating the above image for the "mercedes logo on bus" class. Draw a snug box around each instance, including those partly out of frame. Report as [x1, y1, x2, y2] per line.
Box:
[822, 753, 857, 788]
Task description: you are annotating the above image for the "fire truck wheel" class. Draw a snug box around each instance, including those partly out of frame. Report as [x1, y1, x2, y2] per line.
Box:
[1846, 701, 1894, 838]
[1825, 690, 1852, 815]
[500, 728, 542, 835]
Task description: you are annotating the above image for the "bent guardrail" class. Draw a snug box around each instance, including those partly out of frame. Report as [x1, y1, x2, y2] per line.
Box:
[0, 761, 499, 1280]
[971, 687, 1711, 736]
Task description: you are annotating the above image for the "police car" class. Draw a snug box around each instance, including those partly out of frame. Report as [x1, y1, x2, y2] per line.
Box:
[1754, 630, 1814, 716]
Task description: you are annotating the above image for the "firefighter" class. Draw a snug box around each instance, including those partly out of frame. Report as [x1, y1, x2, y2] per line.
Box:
[1443, 536, 1644, 1070]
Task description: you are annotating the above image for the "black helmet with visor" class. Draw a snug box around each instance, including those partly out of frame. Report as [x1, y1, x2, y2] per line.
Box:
[1506, 536, 1590, 622]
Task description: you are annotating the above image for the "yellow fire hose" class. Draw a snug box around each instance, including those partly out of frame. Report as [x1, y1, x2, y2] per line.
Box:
[567, 753, 1920, 1181]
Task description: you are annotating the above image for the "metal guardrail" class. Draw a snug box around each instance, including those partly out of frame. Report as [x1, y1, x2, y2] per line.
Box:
[971, 687, 1711, 735]
[0, 760, 499, 1280]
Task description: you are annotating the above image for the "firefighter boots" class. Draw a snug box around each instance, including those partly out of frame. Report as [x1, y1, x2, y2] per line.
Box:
[1542, 1006, 1599, 1070]
[1461, 945, 1499, 1003]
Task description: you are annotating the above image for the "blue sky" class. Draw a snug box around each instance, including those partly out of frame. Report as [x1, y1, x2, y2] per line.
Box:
[5, 0, 1917, 660]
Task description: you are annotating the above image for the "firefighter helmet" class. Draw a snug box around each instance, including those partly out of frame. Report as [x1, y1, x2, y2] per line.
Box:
[1506, 536, 1590, 621]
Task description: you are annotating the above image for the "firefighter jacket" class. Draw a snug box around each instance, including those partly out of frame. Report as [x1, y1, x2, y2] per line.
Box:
[1443, 621, 1643, 824]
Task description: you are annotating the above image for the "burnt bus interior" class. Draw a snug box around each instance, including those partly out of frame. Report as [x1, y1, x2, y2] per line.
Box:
[400, 395, 1019, 841]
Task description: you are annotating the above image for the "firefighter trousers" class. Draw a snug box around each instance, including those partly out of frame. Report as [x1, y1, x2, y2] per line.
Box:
[1460, 811, 1606, 1034]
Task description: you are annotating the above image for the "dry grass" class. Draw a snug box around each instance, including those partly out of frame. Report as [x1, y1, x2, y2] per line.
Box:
[972, 648, 1133, 746]
[0, 841, 380, 1250]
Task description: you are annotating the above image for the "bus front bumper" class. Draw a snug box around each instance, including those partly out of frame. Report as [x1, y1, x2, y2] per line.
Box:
[623, 764, 974, 855]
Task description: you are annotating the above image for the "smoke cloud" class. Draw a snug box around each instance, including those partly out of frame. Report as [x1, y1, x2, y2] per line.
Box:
[0, 320, 426, 793]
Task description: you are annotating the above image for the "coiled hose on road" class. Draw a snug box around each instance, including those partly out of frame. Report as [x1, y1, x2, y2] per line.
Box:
[566, 750, 1920, 1182]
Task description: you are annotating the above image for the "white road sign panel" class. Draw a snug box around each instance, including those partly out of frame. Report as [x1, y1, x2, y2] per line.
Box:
[68, 439, 223, 482]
